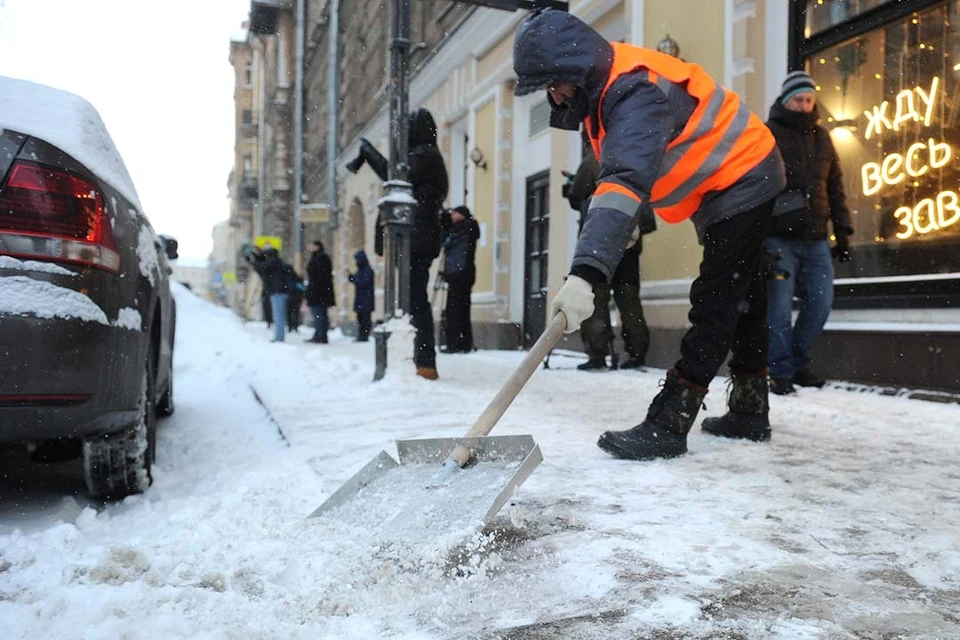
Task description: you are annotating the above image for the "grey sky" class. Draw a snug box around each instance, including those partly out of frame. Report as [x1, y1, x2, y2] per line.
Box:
[0, 0, 250, 260]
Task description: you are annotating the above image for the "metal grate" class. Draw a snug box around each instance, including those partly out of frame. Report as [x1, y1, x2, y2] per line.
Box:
[528, 99, 551, 139]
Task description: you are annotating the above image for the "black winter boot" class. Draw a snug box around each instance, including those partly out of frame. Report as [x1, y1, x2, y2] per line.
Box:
[577, 358, 608, 371]
[701, 371, 771, 442]
[598, 369, 707, 460]
[793, 368, 825, 388]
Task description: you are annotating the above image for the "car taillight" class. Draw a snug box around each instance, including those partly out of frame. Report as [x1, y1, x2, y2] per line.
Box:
[0, 161, 120, 272]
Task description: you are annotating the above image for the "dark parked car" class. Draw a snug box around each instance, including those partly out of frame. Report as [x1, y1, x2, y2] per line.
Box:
[0, 76, 176, 498]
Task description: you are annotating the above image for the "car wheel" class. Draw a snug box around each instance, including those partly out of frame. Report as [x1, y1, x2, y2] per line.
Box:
[156, 362, 174, 418]
[82, 351, 156, 498]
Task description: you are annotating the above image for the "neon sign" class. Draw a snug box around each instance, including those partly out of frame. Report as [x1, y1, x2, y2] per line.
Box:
[855, 76, 958, 239]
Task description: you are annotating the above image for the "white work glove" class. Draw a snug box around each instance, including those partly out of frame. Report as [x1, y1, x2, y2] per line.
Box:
[550, 274, 595, 333]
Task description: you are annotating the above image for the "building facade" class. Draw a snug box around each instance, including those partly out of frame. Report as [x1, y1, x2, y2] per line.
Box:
[228, 0, 960, 392]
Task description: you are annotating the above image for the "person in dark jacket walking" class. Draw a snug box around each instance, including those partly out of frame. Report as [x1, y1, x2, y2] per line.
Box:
[285, 265, 306, 332]
[346, 108, 449, 379]
[348, 249, 375, 342]
[765, 71, 854, 396]
[513, 10, 786, 461]
[566, 147, 653, 371]
[245, 246, 290, 343]
[440, 206, 481, 353]
[305, 241, 335, 343]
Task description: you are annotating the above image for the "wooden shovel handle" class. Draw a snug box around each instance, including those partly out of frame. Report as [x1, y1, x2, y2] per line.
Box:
[446, 311, 567, 467]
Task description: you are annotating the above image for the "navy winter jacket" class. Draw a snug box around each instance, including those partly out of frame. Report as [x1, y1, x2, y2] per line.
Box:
[349, 250, 375, 313]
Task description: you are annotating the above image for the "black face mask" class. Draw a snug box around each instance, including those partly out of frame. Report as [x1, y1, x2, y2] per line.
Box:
[548, 88, 589, 131]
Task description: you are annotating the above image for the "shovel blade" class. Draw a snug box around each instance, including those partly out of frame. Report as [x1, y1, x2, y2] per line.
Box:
[309, 435, 542, 541]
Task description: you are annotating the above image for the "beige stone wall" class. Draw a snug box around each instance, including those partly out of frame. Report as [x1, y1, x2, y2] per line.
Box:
[472, 99, 497, 296]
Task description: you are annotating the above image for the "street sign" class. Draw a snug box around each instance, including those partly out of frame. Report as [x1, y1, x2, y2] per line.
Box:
[300, 203, 331, 224]
[254, 236, 283, 252]
[445, 0, 568, 11]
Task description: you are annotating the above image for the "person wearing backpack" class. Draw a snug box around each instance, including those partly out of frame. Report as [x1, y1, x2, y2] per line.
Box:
[440, 206, 481, 353]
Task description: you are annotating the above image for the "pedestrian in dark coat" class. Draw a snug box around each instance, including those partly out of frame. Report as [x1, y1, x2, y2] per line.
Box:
[346, 108, 449, 379]
[764, 71, 854, 396]
[285, 265, 305, 332]
[305, 241, 335, 343]
[567, 146, 653, 371]
[246, 246, 290, 342]
[440, 206, 480, 353]
[348, 249, 375, 342]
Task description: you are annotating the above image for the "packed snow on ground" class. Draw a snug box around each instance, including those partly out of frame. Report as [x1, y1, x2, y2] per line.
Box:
[1, 285, 959, 639]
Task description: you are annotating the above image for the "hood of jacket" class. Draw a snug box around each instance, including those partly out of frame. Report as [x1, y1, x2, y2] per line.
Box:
[409, 108, 438, 148]
[354, 249, 369, 268]
[513, 9, 613, 130]
[768, 100, 820, 132]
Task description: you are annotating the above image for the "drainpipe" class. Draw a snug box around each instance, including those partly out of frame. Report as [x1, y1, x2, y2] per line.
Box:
[327, 0, 340, 233]
[293, 0, 306, 270]
[256, 37, 266, 238]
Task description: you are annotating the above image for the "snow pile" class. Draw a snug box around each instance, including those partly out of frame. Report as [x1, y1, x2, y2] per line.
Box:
[0, 275, 108, 324]
[136, 226, 160, 285]
[0, 75, 141, 209]
[379, 313, 418, 370]
[113, 307, 141, 331]
[1, 285, 959, 638]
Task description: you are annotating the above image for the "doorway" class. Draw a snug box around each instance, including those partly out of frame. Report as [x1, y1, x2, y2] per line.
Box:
[523, 170, 550, 348]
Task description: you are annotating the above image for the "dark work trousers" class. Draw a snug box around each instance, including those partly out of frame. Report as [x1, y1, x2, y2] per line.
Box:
[356, 311, 372, 341]
[581, 249, 649, 362]
[444, 276, 473, 351]
[675, 199, 774, 388]
[409, 253, 436, 368]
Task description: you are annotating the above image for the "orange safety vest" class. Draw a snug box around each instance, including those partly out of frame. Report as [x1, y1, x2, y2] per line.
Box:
[585, 43, 776, 224]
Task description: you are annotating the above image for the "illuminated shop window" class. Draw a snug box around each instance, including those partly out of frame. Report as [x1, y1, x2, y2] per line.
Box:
[805, 1, 960, 276]
[805, 0, 895, 36]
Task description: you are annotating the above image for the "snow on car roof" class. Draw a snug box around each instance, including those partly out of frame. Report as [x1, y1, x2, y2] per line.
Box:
[0, 75, 141, 210]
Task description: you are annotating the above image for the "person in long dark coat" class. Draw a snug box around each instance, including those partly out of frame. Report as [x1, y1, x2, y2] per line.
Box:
[285, 265, 305, 332]
[305, 241, 335, 343]
[348, 249, 375, 342]
[347, 108, 449, 379]
[440, 206, 480, 353]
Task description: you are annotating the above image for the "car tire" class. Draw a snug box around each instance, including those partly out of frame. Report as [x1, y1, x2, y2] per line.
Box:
[82, 350, 156, 498]
[156, 362, 174, 418]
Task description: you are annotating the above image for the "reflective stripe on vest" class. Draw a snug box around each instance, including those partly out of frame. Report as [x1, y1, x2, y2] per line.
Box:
[586, 43, 776, 223]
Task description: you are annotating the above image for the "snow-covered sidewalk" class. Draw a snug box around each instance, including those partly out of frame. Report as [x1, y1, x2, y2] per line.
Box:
[2, 286, 959, 639]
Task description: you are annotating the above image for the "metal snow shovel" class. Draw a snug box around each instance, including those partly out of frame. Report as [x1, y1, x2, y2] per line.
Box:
[308, 312, 567, 539]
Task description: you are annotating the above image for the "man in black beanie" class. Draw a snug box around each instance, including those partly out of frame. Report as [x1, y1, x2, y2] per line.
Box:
[759, 70, 853, 396]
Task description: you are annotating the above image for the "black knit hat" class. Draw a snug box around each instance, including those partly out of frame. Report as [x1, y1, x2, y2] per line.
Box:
[780, 70, 816, 104]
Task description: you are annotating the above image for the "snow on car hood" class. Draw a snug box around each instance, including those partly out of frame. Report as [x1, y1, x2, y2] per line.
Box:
[0, 75, 141, 209]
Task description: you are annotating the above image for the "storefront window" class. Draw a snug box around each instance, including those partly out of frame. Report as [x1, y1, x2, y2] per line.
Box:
[806, 1, 960, 277]
[805, 0, 894, 36]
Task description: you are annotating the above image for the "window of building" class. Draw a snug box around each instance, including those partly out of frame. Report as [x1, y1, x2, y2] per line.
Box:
[243, 60, 253, 87]
[528, 99, 551, 139]
[242, 109, 253, 125]
[804, 0, 895, 36]
[793, 0, 960, 284]
[243, 155, 253, 178]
